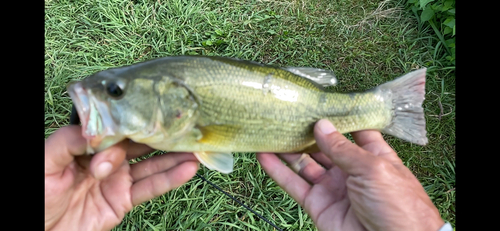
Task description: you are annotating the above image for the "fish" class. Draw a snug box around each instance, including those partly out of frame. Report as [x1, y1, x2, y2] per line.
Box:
[67, 55, 427, 174]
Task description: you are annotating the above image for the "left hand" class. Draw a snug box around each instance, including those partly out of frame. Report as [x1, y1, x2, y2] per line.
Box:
[45, 125, 199, 231]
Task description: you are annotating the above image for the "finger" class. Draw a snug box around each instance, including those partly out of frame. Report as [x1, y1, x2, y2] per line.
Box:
[131, 161, 199, 206]
[314, 119, 377, 176]
[256, 153, 311, 207]
[126, 140, 156, 160]
[350, 130, 401, 163]
[130, 152, 199, 182]
[277, 153, 327, 184]
[45, 125, 87, 175]
[90, 140, 129, 180]
[99, 160, 133, 214]
[309, 152, 334, 169]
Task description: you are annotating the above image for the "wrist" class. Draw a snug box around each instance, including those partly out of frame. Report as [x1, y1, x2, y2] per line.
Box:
[428, 216, 445, 231]
[421, 209, 445, 231]
[438, 222, 453, 231]
[430, 215, 445, 231]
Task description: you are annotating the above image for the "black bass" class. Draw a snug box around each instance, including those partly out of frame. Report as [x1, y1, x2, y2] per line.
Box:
[67, 56, 427, 173]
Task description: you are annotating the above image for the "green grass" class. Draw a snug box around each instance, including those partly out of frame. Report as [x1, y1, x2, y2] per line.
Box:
[45, 0, 456, 230]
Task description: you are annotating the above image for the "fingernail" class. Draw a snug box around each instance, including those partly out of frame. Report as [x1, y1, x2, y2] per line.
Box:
[95, 162, 112, 180]
[318, 119, 337, 135]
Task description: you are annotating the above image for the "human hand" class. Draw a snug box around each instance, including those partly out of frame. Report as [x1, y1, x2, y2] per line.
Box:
[257, 119, 444, 231]
[45, 125, 199, 231]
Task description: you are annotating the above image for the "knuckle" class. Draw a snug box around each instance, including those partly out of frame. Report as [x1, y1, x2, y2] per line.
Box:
[328, 135, 351, 151]
[142, 160, 156, 176]
[368, 158, 389, 176]
[144, 178, 157, 198]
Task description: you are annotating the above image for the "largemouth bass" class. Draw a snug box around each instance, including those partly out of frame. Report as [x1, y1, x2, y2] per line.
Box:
[67, 56, 427, 173]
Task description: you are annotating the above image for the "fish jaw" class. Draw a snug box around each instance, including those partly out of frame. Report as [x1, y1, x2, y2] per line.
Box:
[67, 81, 124, 154]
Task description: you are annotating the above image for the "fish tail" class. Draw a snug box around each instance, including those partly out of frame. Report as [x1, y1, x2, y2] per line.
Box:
[379, 68, 428, 145]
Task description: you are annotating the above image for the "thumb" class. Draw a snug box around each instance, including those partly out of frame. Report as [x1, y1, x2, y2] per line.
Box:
[314, 119, 377, 176]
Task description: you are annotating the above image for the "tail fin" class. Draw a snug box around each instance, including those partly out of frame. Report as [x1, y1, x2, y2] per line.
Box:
[379, 68, 428, 145]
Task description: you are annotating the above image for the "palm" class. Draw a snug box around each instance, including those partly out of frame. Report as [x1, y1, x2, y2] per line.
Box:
[302, 163, 365, 230]
[45, 159, 133, 231]
[256, 130, 396, 231]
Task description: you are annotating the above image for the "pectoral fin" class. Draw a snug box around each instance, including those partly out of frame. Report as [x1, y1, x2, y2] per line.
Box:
[194, 151, 234, 174]
[197, 124, 240, 147]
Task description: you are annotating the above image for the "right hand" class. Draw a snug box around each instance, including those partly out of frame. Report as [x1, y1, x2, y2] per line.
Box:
[257, 119, 444, 231]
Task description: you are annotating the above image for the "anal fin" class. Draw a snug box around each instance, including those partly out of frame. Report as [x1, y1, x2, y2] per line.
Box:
[194, 151, 234, 174]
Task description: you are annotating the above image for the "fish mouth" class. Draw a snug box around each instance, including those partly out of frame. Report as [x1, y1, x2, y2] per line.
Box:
[67, 81, 120, 154]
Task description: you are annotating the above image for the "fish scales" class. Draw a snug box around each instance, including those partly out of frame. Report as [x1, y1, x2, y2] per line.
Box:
[179, 58, 325, 152]
[67, 56, 427, 173]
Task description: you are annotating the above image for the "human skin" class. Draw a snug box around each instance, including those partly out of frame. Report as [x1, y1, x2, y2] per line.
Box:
[45, 125, 200, 231]
[256, 119, 444, 231]
[45, 120, 445, 231]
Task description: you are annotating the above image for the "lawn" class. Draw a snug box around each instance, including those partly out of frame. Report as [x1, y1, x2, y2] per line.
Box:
[44, 0, 456, 230]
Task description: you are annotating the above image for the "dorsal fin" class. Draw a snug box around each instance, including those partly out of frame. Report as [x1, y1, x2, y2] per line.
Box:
[283, 67, 338, 87]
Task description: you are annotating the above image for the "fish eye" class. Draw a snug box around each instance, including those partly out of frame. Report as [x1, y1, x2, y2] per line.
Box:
[106, 82, 123, 97]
